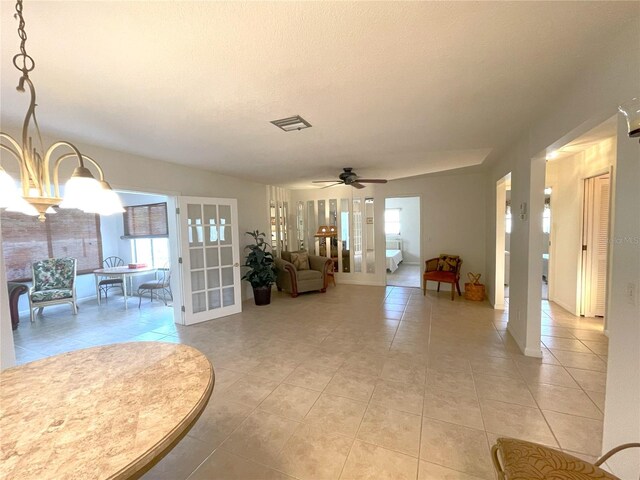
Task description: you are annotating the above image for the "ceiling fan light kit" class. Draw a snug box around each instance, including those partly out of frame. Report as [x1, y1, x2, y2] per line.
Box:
[312, 167, 388, 189]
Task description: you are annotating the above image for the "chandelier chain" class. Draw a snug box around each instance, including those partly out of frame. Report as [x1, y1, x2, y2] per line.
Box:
[12, 0, 35, 80]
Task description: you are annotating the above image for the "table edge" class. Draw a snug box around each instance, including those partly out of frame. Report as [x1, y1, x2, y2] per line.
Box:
[109, 350, 215, 480]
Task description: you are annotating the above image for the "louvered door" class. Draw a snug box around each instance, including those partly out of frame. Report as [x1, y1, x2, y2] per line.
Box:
[582, 174, 610, 318]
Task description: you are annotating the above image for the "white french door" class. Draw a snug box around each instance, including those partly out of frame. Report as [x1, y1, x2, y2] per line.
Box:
[178, 196, 242, 325]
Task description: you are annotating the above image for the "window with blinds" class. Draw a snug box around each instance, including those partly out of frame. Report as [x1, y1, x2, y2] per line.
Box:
[1, 210, 103, 282]
[123, 202, 169, 238]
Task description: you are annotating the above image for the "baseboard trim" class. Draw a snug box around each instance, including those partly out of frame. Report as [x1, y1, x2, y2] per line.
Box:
[337, 279, 387, 287]
[552, 298, 579, 316]
[524, 347, 543, 358]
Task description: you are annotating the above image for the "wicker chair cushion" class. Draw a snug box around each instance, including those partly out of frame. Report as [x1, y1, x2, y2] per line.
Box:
[496, 438, 619, 480]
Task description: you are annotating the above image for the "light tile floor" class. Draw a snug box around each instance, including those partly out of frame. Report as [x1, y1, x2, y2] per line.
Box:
[386, 264, 421, 288]
[11, 286, 609, 480]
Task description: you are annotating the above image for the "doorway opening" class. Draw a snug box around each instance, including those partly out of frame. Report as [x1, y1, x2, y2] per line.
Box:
[4, 189, 179, 365]
[542, 187, 551, 300]
[385, 196, 421, 288]
[494, 173, 511, 309]
[544, 116, 616, 325]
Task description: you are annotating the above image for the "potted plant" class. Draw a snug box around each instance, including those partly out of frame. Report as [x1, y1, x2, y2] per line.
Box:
[241, 230, 277, 306]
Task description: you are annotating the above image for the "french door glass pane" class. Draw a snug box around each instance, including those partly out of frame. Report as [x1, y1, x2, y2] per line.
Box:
[222, 287, 235, 306]
[220, 226, 232, 245]
[218, 205, 232, 225]
[205, 247, 219, 267]
[205, 226, 218, 245]
[207, 289, 221, 310]
[221, 267, 234, 287]
[187, 204, 203, 225]
[220, 246, 233, 266]
[207, 268, 221, 288]
[189, 226, 203, 246]
[191, 270, 205, 291]
[192, 292, 206, 313]
[203, 204, 218, 225]
[190, 249, 204, 269]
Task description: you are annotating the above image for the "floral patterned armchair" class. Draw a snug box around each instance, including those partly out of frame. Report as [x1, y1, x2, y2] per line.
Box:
[29, 258, 78, 322]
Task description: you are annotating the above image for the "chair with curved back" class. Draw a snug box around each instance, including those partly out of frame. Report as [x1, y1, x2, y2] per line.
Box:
[29, 257, 78, 322]
[138, 266, 173, 307]
[491, 437, 640, 479]
[98, 256, 125, 301]
[423, 254, 463, 300]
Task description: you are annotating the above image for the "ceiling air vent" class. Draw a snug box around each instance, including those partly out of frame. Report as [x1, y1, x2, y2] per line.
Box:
[270, 115, 312, 132]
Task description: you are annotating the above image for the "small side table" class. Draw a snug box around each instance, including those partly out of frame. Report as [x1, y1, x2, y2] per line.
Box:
[8, 282, 28, 330]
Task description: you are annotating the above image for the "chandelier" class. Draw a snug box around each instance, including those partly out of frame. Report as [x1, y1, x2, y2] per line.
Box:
[0, 0, 123, 222]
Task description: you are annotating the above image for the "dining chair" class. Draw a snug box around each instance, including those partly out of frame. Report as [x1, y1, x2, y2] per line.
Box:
[138, 266, 173, 307]
[98, 256, 125, 301]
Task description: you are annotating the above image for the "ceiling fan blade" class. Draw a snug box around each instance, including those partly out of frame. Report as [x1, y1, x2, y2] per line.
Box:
[312, 180, 341, 183]
[356, 179, 388, 184]
[320, 182, 343, 189]
[351, 182, 366, 189]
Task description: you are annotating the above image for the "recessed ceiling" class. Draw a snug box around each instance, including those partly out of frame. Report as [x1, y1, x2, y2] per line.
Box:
[1, 2, 637, 188]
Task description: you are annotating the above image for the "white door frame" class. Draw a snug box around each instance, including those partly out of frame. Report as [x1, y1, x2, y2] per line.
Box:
[383, 194, 422, 288]
[494, 174, 510, 309]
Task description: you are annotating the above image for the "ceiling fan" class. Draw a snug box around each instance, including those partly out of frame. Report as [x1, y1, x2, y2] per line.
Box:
[312, 168, 388, 189]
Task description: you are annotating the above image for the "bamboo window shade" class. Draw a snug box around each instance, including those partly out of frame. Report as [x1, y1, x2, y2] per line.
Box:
[123, 202, 169, 238]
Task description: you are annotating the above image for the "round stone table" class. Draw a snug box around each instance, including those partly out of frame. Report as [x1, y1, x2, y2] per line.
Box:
[0, 342, 214, 480]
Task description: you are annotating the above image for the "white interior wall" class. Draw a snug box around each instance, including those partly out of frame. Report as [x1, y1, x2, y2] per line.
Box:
[0, 221, 16, 368]
[292, 170, 486, 289]
[602, 120, 640, 478]
[385, 196, 420, 264]
[484, 19, 639, 477]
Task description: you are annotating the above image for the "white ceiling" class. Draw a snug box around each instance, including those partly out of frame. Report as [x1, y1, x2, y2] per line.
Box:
[1, 1, 637, 188]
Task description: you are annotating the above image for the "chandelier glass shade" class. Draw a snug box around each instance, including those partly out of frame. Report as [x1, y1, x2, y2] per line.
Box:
[618, 98, 640, 142]
[0, 0, 123, 221]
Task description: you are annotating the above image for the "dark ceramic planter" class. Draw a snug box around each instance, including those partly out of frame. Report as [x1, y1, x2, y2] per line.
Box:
[253, 286, 272, 306]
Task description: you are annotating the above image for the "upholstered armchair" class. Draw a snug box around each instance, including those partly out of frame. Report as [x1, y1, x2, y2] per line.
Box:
[275, 251, 333, 298]
[422, 254, 463, 300]
[29, 257, 78, 322]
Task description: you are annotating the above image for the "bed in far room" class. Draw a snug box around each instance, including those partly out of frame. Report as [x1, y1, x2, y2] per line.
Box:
[386, 240, 404, 273]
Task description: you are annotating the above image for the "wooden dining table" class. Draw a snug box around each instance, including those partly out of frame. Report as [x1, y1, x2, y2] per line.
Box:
[0, 342, 214, 480]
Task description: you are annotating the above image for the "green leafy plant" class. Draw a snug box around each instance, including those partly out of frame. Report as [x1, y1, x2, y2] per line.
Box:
[241, 230, 277, 288]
